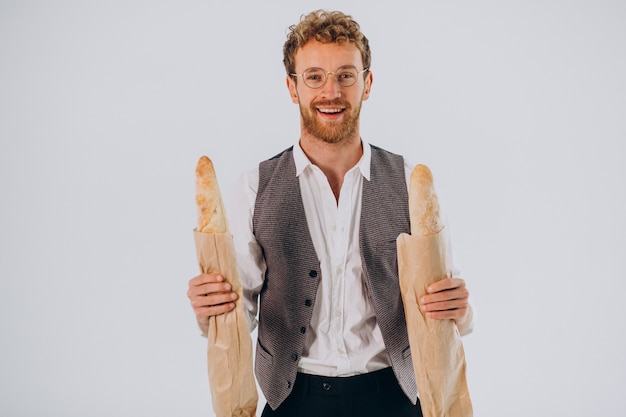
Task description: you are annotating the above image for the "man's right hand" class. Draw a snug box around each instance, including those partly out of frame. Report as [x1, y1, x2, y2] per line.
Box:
[187, 273, 238, 322]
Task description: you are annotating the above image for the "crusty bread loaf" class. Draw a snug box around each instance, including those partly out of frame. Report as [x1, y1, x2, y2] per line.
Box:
[195, 156, 228, 233]
[409, 164, 444, 237]
[400, 165, 473, 416]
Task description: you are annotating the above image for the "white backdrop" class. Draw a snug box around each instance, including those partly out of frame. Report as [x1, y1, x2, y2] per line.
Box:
[1, 1, 625, 416]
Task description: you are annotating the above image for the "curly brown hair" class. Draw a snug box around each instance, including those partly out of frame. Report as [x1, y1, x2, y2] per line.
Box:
[283, 10, 371, 77]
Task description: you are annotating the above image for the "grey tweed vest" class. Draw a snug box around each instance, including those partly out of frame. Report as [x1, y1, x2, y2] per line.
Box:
[252, 145, 417, 410]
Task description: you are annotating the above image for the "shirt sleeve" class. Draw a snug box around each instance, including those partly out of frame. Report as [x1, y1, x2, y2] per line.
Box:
[225, 166, 266, 332]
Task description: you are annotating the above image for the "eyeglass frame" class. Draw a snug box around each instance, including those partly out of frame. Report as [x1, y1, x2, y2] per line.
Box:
[290, 65, 370, 89]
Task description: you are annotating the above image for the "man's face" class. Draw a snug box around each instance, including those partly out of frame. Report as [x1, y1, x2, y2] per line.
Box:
[287, 40, 372, 144]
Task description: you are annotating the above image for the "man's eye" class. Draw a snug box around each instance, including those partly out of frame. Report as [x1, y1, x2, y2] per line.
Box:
[307, 74, 323, 81]
[338, 72, 355, 80]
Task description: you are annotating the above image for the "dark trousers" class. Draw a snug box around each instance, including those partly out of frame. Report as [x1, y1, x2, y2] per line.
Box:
[261, 367, 423, 417]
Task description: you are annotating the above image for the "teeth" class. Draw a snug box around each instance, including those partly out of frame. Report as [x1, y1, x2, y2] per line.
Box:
[318, 108, 344, 114]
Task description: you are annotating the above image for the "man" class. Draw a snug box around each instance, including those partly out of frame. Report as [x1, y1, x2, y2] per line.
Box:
[187, 10, 473, 417]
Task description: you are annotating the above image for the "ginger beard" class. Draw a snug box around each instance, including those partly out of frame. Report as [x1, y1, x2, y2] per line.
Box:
[299, 96, 364, 144]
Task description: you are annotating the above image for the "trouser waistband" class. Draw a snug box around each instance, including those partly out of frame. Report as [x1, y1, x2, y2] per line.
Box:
[292, 367, 397, 397]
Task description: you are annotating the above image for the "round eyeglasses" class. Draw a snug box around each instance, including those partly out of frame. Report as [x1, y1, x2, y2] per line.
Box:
[290, 66, 369, 89]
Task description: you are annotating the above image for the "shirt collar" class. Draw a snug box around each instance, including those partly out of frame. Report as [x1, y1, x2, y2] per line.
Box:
[293, 140, 372, 180]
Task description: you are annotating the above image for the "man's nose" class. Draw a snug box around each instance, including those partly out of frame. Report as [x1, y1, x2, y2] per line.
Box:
[319, 73, 342, 98]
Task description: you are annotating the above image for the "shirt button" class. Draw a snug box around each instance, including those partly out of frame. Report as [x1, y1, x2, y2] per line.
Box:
[335, 268, 342, 275]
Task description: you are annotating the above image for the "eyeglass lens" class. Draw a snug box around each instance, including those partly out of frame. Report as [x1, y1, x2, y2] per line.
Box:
[302, 66, 361, 88]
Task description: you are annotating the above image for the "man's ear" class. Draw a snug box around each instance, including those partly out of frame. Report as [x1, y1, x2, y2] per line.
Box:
[286, 75, 299, 104]
[362, 70, 373, 101]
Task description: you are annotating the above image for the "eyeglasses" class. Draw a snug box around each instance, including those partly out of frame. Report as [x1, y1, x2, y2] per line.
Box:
[290, 66, 369, 89]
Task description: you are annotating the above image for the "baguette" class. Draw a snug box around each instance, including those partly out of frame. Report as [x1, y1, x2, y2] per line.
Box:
[398, 163, 473, 417]
[193, 155, 258, 417]
[195, 156, 228, 233]
[410, 164, 444, 237]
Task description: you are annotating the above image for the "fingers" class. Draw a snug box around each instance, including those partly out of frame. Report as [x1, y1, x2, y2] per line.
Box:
[422, 304, 469, 322]
[187, 273, 231, 298]
[420, 277, 469, 323]
[193, 298, 237, 319]
[426, 277, 467, 294]
[187, 273, 238, 319]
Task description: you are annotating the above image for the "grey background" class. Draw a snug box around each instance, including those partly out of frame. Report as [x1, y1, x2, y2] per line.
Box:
[1, 1, 625, 416]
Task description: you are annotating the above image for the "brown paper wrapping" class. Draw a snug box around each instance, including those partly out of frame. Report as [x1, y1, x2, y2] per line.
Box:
[397, 230, 472, 417]
[194, 230, 258, 417]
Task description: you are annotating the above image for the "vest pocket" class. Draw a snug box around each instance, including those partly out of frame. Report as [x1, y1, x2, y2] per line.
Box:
[402, 345, 412, 360]
[374, 239, 400, 274]
[256, 339, 274, 364]
[376, 238, 399, 253]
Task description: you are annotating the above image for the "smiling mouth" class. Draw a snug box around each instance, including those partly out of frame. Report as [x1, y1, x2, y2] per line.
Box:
[317, 108, 345, 115]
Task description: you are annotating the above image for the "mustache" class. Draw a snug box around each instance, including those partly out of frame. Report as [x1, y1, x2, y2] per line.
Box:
[311, 99, 352, 109]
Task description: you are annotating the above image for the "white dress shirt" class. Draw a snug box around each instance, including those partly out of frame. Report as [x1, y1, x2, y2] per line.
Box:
[228, 141, 461, 377]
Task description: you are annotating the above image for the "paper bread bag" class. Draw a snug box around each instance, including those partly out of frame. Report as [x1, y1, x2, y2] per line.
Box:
[397, 164, 473, 417]
[194, 156, 258, 417]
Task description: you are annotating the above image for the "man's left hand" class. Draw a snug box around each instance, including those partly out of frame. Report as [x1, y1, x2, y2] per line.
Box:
[420, 277, 471, 330]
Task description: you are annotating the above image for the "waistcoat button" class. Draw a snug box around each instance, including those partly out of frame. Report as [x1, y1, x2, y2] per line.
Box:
[304, 299, 312, 307]
[309, 270, 317, 278]
[291, 353, 298, 361]
[300, 326, 306, 334]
